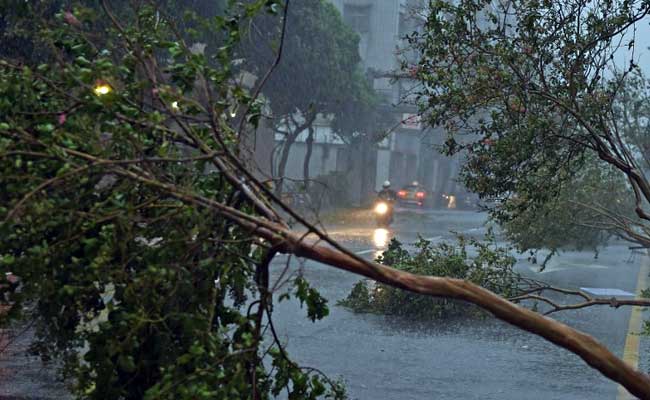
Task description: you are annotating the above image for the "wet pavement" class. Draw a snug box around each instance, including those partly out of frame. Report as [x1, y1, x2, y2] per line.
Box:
[1, 207, 647, 399]
[270, 207, 649, 399]
[0, 329, 69, 399]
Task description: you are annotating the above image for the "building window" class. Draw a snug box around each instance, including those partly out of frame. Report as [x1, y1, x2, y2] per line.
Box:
[344, 5, 371, 33]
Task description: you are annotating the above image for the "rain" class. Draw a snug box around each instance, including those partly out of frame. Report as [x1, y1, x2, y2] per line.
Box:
[2, 1, 650, 399]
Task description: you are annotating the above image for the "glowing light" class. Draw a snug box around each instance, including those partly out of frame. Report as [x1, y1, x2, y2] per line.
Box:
[93, 82, 112, 96]
[373, 228, 389, 248]
[448, 195, 457, 209]
[374, 202, 389, 215]
[230, 110, 237, 118]
[171, 101, 179, 110]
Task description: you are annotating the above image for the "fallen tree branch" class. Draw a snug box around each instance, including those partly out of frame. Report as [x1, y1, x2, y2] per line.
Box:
[510, 282, 650, 315]
[28, 145, 650, 399]
[270, 229, 650, 399]
[5, 2, 650, 396]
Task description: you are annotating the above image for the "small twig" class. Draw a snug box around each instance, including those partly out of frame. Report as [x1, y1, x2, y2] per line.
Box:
[4, 164, 91, 223]
[237, 0, 291, 137]
[510, 283, 650, 316]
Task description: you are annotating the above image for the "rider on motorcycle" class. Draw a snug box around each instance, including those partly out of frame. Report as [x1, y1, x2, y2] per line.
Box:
[378, 181, 397, 202]
[375, 181, 396, 226]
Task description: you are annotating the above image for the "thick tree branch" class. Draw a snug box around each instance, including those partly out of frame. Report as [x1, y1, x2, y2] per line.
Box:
[70, 155, 650, 399]
[266, 226, 650, 399]
[6, 137, 650, 398]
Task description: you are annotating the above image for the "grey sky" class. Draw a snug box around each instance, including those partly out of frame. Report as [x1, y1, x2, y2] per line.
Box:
[613, 17, 650, 75]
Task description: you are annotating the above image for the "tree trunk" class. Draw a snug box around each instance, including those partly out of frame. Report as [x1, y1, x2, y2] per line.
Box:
[274, 113, 317, 196]
[303, 125, 315, 188]
[275, 133, 297, 196]
[111, 156, 650, 399]
[359, 134, 377, 205]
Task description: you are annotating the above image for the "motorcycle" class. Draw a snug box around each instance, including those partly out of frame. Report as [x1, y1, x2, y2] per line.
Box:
[373, 199, 394, 227]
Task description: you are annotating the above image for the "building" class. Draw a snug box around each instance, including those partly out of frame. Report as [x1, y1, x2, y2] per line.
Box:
[268, 0, 466, 207]
[333, 0, 466, 205]
[331, 0, 423, 189]
[272, 116, 348, 182]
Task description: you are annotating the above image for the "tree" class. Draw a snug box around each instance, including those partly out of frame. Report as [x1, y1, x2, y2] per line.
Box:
[615, 72, 650, 170]
[2, 1, 650, 399]
[500, 155, 635, 266]
[0, 2, 342, 399]
[241, 0, 372, 194]
[409, 0, 650, 251]
[325, 68, 395, 206]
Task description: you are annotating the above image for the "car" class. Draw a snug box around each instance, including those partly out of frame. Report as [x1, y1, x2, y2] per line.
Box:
[397, 182, 428, 207]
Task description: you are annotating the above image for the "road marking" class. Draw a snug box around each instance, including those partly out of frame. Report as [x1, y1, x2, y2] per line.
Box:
[580, 288, 635, 297]
[617, 254, 650, 400]
[528, 262, 608, 274]
[355, 236, 443, 256]
[355, 249, 376, 255]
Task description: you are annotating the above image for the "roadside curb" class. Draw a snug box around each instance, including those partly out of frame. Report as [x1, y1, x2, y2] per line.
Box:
[617, 253, 650, 400]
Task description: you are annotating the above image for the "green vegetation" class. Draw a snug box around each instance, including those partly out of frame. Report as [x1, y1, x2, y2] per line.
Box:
[340, 233, 521, 318]
[409, 0, 650, 253]
[500, 156, 635, 266]
[2, 0, 650, 398]
[242, 0, 381, 192]
[0, 2, 343, 399]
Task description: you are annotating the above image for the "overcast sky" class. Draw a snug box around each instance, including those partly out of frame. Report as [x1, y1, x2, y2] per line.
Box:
[612, 18, 650, 75]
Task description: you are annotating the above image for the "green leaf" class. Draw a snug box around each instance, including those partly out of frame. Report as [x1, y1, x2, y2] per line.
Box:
[36, 123, 55, 133]
[118, 355, 137, 373]
[1, 254, 15, 266]
[295, 277, 329, 322]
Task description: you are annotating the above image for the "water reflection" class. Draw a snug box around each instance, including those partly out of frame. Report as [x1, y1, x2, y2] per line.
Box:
[373, 228, 389, 247]
[442, 194, 457, 208]
[372, 228, 390, 260]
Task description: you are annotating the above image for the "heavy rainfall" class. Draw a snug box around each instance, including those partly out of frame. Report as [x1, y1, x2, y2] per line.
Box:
[2, 0, 650, 399]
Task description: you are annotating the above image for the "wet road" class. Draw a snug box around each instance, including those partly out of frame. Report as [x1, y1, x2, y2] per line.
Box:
[0, 329, 69, 399]
[0, 208, 645, 399]
[270, 208, 647, 399]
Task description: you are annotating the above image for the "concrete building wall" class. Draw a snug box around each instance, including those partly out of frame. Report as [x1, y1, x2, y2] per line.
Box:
[417, 127, 466, 199]
[333, 0, 401, 102]
[328, 0, 475, 204]
[278, 142, 341, 181]
[392, 130, 420, 154]
[239, 119, 274, 179]
[269, 1, 466, 206]
[330, 0, 405, 197]
[375, 149, 391, 191]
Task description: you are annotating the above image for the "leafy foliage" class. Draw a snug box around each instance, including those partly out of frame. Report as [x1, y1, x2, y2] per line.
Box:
[409, 0, 650, 250]
[339, 233, 521, 318]
[500, 156, 635, 262]
[241, 0, 384, 190]
[0, 1, 344, 399]
[244, 0, 363, 127]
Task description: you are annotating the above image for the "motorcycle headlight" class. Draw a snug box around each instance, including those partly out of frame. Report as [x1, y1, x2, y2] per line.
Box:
[375, 202, 389, 215]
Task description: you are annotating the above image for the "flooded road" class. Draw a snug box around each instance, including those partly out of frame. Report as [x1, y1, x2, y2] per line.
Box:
[270, 208, 645, 399]
[0, 208, 644, 399]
